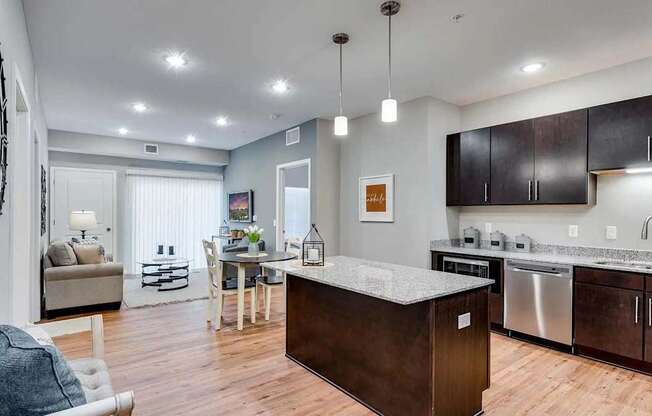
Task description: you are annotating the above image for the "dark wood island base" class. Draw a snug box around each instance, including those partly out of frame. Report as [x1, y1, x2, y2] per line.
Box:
[286, 274, 490, 416]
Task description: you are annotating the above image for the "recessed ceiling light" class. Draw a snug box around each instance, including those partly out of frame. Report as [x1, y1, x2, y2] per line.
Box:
[165, 52, 187, 69]
[186, 134, 196, 144]
[118, 128, 129, 135]
[272, 80, 289, 94]
[216, 116, 228, 126]
[521, 62, 545, 73]
[132, 102, 148, 113]
[270, 113, 281, 120]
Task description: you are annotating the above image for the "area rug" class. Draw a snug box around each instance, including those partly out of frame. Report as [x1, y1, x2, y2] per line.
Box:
[123, 269, 208, 309]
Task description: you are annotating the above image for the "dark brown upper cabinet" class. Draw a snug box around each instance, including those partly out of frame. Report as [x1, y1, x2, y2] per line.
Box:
[589, 95, 652, 171]
[490, 120, 534, 204]
[533, 110, 592, 204]
[446, 129, 491, 206]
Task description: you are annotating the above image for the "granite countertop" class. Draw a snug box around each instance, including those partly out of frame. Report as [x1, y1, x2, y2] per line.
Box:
[430, 243, 652, 274]
[260, 256, 494, 305]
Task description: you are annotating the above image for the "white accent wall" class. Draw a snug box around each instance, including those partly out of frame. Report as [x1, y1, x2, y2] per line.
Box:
[0, 0, 49, 324]
[458, 57, 652, 250]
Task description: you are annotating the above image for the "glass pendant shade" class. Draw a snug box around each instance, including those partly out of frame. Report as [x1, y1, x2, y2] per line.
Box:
[334, 116, 348, 136]
[381, 98, 397, 123]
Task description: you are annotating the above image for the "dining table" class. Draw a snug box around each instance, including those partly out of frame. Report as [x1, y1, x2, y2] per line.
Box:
[219, 250, 298, 330]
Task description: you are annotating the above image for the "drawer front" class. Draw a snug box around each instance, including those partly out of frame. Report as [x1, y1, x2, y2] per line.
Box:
[575, 267, 645, 291]
[647, 275, 652, 292]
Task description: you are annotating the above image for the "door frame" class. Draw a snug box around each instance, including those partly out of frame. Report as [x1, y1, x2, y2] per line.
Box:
[49, 166, 118, 258]
[275, 158, 311, 251]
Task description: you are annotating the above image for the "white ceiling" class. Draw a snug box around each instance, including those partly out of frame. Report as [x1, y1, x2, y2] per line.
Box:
[23, 0, 652, 150]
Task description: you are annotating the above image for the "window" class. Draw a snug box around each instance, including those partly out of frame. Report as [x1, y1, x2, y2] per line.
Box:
[125, 172, 222, 273]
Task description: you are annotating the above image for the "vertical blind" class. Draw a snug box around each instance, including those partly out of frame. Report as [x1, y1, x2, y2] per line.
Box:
[125, 173, 222, 274]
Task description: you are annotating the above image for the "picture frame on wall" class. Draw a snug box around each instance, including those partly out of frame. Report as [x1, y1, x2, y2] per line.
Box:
[228, 190, 254, 223]
[359, 174, 394, 222]
[40, 165, 47, 235]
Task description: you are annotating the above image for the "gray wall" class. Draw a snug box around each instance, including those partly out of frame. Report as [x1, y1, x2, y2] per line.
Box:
[339, 97, 460, 268]
[48, 151, 223, 262]
[49, 130, 229, 166]
[314, 119, 341, 256]
[0, 0, 49, 324]
[284, 165, 309, 188]
[223, 119, 317, 251]
[458, 56, 652, 251]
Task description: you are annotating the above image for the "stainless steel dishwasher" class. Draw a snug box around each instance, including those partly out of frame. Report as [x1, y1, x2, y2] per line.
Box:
[504, 259, 573, 345]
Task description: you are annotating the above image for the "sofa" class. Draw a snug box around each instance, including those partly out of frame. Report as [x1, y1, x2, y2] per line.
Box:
[43, 241, 124, 317]
[0, 314, 134, 416]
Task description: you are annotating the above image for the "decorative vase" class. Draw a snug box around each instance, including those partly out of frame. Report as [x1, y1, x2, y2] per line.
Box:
[248, 242, 259, 255]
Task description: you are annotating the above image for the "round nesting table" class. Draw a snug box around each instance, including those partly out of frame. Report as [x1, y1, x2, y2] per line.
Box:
[139, 257, 192, 291]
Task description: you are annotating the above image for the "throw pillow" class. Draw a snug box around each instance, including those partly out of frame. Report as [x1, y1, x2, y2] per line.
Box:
[47, 241, 78, 267]
[0, 326, 86, 415]
[72, 244, 105, 265]
[70, 237, 106, 257]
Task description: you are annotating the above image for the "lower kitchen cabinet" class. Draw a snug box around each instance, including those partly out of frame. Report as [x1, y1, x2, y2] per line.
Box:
[646, 293, 652, 364]
[574, 282, 643, 360]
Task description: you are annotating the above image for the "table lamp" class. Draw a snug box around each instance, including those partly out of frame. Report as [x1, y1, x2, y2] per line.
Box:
[69, 210, 97, 239]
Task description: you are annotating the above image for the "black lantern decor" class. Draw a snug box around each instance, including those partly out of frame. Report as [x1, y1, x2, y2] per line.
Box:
[302, 224, 324, 266]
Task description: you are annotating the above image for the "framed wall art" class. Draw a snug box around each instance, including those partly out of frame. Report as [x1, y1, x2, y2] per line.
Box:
[228, 190, 254, 223]
[0, 44, 8, 217]
[40, 165, 47, 235]
[359, 174, 394, 222]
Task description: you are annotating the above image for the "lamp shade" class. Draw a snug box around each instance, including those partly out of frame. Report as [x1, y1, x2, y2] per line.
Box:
[69, 211, 98, 231]
[334, 116, 348, 136]
[381, 98, 397, 122]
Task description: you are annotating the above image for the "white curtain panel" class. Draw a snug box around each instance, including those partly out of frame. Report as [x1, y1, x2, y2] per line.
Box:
[125, 174, 222, 273]
[284, 187, 310, 242]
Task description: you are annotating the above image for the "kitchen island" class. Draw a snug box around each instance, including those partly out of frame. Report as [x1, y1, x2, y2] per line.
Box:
[261, 256, 494, 416]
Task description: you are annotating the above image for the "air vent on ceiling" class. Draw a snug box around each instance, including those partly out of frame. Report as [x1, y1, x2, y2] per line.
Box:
[286, 126, 300, 146]
[144, 143, 159, 155]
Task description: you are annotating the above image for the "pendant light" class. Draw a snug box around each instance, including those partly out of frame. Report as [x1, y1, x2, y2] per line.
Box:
[380, 1, 400, 123]
[333, 33, 350, 136]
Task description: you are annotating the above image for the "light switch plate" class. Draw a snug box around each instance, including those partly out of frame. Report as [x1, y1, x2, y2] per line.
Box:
[458, 312, 471, 330]
[485, 223, 492, 233]
[568, 225, 579, 238]
[606, 226, 617, 240]
[253, 215, 257, 222]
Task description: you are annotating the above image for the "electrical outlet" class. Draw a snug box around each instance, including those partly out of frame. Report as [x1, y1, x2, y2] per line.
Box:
[485, 223, 492, 233]
[458, 312, 471, 330]
[606, 226, 618, 240]
[568, 225, 579, 238]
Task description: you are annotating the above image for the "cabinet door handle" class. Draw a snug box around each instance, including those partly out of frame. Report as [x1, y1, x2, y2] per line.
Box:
[649, 297, 651, 327]
[535, 180, 539, 201]
[635, 296, 640, 324]
[648, 136, 651, 162]
[528, 180, 532, 201]
[484, 182, 488, 202]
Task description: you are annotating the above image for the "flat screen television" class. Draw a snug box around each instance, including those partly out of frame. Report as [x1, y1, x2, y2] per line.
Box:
[228, 190, 253, 222]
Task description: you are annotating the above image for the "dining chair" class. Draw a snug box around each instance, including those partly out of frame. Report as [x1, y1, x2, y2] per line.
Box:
[256, 241, 301, 320]
[202, 240, 256, 330]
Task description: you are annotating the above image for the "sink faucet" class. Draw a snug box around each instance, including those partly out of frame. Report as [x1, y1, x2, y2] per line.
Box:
[642, 216, 652, 239]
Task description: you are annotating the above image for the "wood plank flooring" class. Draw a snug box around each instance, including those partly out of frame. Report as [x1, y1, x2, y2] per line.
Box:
[52, 295, 652, 416]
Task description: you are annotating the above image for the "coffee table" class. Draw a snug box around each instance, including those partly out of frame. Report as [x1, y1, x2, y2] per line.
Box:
[139, 257, 191, 291]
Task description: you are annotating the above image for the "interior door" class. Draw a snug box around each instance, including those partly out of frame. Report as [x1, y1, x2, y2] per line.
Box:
[490, 120, 534, 204]
[459, 128, 491, 205]
[534, 110, 589, 204]
[50, 167, 116, 257]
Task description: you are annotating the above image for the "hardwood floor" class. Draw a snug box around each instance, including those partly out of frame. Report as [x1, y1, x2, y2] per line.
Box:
[53, 295, 652, 416]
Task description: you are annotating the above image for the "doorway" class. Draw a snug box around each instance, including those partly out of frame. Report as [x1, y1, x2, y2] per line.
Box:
[50, 167, 117, 258]
[275, 159, 311, 251]
[11, 73, 33, 323]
